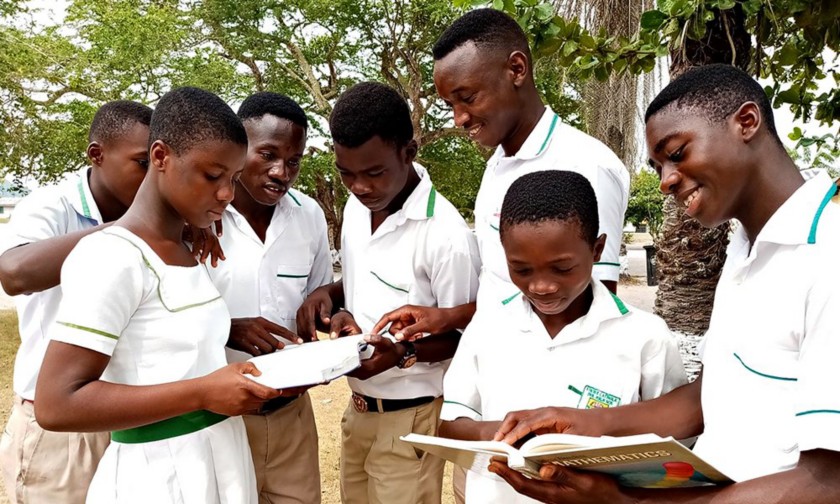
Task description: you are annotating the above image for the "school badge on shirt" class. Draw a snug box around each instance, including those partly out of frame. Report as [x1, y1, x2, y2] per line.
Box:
[576, 385, 621, 409]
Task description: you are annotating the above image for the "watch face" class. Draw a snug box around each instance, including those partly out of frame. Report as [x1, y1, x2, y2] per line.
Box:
[402, 355, 417, 369]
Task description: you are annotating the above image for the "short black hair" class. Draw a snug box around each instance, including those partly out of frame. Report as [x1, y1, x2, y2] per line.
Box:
[433, 8, 531, 63]
[500, 170, 599, 246]
[329, 82, 413, 148]
[645, 64, 778, 139]
[150, 87, 247, 155]
[238, 92, 308, 129]
[88, 100, 153, 144]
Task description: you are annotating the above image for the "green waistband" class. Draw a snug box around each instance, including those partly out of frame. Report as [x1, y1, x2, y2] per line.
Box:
[111, 410, 228, 444]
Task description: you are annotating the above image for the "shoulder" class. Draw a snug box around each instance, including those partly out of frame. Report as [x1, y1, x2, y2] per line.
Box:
[548, 123, 627, 174]
[425, 195, 476, 252]
[288, 189, 327, 223]
[72, 229, 144, 264]
[11, 182, 74, 219]
[607, 304, 675, 344]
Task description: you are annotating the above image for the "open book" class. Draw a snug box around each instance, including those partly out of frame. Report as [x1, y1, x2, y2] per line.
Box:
[401, 433, 732, 488]
[246, 335, 374, 389]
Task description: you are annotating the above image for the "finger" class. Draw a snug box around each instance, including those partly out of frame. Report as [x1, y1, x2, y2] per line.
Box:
[489, 462, 553, 502]
[244, 378, 282, 400]
[248, 330, 277, 355]
[214, 218, 223, 237]
[238, 362, 260, 376]
[257, 318, 303, 344]
[371, 307, 405, 335]
[393, 321, 427, 342]
[319, 303, 331, 324]
[494, 412, 528, 442]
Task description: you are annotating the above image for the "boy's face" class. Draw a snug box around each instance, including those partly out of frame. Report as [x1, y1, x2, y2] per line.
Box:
[646, 108, 749, 228]
[91, 121, 150, 209]
[334, 136, 415, 212]
[152, 139, 246, 229]
[502, 220, 604, 316]
[240, 115, 306, 206]
[433, 42, 523, 149]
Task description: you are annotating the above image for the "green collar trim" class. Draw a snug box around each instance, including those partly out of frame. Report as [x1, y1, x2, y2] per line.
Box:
[535, 113, 559, 157]
[609, 292, 629, 315]
[77, 177, 92, 219]
[287, 190, 302, 207]
[426, 187, 436, 218]
[808, 182, 837, 244]
[112, 410, 227, 444]
[501, 291, 522, 305]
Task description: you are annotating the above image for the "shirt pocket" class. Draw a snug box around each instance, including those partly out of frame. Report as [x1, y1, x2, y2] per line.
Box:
[271, 263, 312, 318]
[364, 267, 412, 328]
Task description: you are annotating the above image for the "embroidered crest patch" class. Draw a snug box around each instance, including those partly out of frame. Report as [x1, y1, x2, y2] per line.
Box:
[577, 385, 621, 409]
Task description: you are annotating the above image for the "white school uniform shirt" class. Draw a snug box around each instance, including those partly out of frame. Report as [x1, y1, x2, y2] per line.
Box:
[441, 279, 686, 504]
[0, 167, 102, 401]
[341, 164, 480, 400]
[50, 226, 257, 503]
[207, 189, 333, 362]
[473, 107, 630, 307]
[693, 170, 840, 483]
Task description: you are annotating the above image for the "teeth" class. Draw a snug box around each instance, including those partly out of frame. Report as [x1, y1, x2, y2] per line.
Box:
[468, 125, 482, 138]
[684, 189, 699, 207]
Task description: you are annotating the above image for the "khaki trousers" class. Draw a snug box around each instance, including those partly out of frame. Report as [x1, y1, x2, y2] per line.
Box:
[243, 392, 321, 504]
[0, 396, 109, 504]
[452, 464, 467, 504]
[340, 397, 444, 504]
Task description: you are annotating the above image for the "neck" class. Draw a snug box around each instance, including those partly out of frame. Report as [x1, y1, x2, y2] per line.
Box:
[736, 146, 805, 244]
[232, 183, 275, 233]
[535, 284, 594, 339]
[88, 167, 127, 223]
[121, 177, 186, 244]
[501, 92, 546, 157]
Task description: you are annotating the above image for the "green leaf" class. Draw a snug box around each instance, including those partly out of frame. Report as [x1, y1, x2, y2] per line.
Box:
[580, 33, 596, 49]
[788, 127, 803, 141]
[492, 0, 504, 11]
[535, 3, 553, 21]
[562, 40, 578, 57]
[613, 58, 628, 74]
[640, 10, 668, 30]
[777, 41, 799, 67]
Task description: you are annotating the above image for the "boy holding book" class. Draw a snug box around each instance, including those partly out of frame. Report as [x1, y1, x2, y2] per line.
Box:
[439, 170, 686, 503]
[296, 82, 480, 504]
[207, 92, 331, 503]
[489, 65, 840, 504]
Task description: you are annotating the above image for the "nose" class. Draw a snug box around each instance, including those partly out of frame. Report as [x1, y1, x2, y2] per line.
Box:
[529, 278, 559, 297]
[217, 177, 236, 204]
[350, 179, 372, 197]
[268, 161, 291, 182]
[659, 165, 681, 195]
[453, 105, 470, 128]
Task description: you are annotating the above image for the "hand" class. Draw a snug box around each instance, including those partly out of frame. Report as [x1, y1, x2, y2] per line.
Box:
[371, 304, 452, 341]
[347, 332, 405, 380]
[328, 310, 362, 340]
[184, 221, 225, 267]
[228, 317, 302, 356]
[198, 362, 282, 416]
[488, 461, 631, 504]
[494, 407, 599, 445]
[296, 285, 335, 342]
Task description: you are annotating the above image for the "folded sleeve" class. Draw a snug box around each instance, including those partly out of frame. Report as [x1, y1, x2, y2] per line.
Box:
[427, 225, 480, 308]
[638, 314, 688, 400]
[441, 319, 483, 422]
[306, 205, 334, 294]
[0, 189, 67, 254]
[50, 233, 146, 356]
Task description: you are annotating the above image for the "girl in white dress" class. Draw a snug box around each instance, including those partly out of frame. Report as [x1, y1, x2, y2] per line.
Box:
[35, 87, 280, 504]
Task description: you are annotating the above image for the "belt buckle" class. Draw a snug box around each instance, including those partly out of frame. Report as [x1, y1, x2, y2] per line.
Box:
[352, 393, 368, 413]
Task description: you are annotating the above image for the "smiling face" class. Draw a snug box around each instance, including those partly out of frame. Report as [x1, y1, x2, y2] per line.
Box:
[334, 136, 415, 212]
[502, 219, 604, 317]
[239, 115, 307, 206]
[433, 42, 525, 149]
[151, 139, 246, 228]
[646, 106, 752, 228]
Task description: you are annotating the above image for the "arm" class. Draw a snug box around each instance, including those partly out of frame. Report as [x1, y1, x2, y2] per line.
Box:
[489, 449, 840, 504]
[35, 341, 279, 432]
[0, 224, 108, 295]
[440, 418, 501, 442]
[296, 279, 344, 341]
[371, 302, 477, 341]
[495, 375, 704, 444]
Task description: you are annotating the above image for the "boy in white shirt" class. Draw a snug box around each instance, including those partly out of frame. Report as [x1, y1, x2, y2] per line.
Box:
[207, 92, 331, 503]
[440, 170, 686, 503]
[0, 101, 151, 503]
[297, 82, 480, 504]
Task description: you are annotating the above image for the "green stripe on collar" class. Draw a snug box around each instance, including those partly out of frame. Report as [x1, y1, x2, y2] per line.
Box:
[501, 291, 521, 305]
[287, 190, 302, 207]
[535, 114, 559, 156]
[609, 292, 629, 315]
[77, 178, 92, 219]
[426, 187, 436, 218]
[808, 182, 837, 244]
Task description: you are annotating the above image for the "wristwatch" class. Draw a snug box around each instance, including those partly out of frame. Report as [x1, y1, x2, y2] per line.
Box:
[397, 340, 417, 369]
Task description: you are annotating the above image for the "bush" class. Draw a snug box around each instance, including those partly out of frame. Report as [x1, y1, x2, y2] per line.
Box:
[626, 169, 664, 241]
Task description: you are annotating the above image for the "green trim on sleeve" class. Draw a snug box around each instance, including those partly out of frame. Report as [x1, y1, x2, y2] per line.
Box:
[443, 400, 482, 417]
[609, 292, 630, 315]
[733, 353, 797, 381]
[808, 183, 838, 244]
[111, 410, 228, 444]
[796, 409, 840, 417]
[57, 321, 119, 341]
[426, 187, 436, 218]
[370, 271, 410, 294]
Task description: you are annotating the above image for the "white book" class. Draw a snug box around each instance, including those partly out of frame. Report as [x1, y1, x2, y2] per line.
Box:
[401, 433, 732, 488]
[246, 335, 374, 389]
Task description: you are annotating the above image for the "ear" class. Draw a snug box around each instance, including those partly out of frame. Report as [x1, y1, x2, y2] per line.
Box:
[403, 139, 418, 164]
[733, 102, 762, 143]
[86, 142, 103, 167]
[149, 140, 169, 172]
[508, 51, 530, 88]
[592, 234, 607, 262]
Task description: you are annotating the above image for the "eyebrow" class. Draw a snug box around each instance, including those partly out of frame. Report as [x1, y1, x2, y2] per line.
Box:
[652, 132, 682, 155]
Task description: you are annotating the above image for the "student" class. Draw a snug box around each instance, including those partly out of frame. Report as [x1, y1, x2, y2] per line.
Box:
[439, 170, 686, 503]
[207, 92, 331, 503]
[33, 87, 280, 504]
[0, 100, 151, 503]
[486, 65, 840, 503]
[297, 82, 480, 504]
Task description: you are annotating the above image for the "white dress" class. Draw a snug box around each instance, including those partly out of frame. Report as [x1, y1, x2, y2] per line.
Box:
[49, 226, 257, 504]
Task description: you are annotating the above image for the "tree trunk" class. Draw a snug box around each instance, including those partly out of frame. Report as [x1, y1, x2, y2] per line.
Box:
[313, 171, 344, 252]
[654, 6, 751, 376]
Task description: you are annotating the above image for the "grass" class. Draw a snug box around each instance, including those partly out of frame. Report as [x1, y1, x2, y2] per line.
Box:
[0, 310, 454, 504]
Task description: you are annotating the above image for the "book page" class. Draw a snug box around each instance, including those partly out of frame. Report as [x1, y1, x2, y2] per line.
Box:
[521, 433, 665, 455]
[400, 433, 518, 472]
